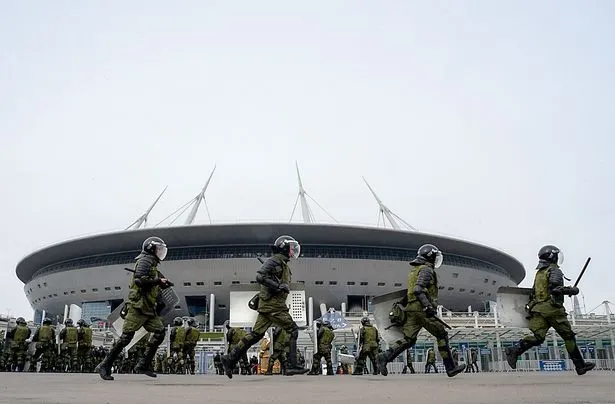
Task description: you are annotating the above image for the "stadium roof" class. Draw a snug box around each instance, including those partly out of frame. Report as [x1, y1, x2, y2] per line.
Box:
[16, 223, 525, 284]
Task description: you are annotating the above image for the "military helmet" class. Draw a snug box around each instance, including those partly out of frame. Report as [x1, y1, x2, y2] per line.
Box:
[273, 235, 301, 259]
[42, 317, 52, 325]
[16, 317, 26, 325]
[65, 318, 73, 326]
[187, 318, 196, 326]
[538, 245, 563, 265]
[361, 317, 370, 326]
[322, 319, 331, 327]
[77, 319, 85, 326]
[142, 236, 168, 261]
[416, 244, 444, 268]
[173, 317, 183, 326]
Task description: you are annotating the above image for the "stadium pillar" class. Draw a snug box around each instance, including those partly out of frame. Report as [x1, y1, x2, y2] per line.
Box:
[308, 297, 314, 326]
[551, 330, 560, 359]
[209, 294, 215, 332]
[341, 302, 346, 318]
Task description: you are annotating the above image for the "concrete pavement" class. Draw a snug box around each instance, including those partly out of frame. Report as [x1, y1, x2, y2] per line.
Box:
[0, 371, 613, 404]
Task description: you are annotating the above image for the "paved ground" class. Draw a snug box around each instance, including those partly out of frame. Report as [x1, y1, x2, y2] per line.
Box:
[0, 371, 613, 404]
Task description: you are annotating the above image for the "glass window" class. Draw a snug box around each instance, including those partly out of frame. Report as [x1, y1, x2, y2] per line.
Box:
[329, 281, 338, 285]
[196, 282, 204, 286]
[394, 283, 402, 287]
[360, 282, 368, 286]
[183, 282, 191, 287]
[378, 282, 385, 286]
[315, 281, 323, 285]
[30, 243, 512, 283]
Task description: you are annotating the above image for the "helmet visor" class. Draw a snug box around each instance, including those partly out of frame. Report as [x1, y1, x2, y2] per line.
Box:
[155, 243, 168, 261]
[434, 252, 443, 269]
[557, 250, 564, 265]
[288, 241, 301, 259]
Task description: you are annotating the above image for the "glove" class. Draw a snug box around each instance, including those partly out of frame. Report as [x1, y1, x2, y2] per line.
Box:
[279, 283, 290, 293]
[424, 306, 437, 318]
[562, 286, 579, 296]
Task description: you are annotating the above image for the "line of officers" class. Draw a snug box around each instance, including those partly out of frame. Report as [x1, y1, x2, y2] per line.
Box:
[0, 317, 97, 373]
[222, 316, 480, 376]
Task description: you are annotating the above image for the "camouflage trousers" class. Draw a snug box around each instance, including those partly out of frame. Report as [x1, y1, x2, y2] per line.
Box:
[9, 343, 28, 370]
[33, 342, 56, 372]
[61, 344, 78, 372]
[355, 344, 378, 373]
[77, 345, 93, 372]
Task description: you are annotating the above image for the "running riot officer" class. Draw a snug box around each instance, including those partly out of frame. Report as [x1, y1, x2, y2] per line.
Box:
[98, 236, 172, 381]
[376, 244, 466, 377]
[222, 235, 309, 378]
[505, 245, 595, 375]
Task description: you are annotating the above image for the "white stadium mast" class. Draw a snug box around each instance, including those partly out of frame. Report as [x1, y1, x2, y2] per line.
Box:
[290, 162, 338, 224]
[362, 177, 417, 231]
[185, 165, 216, 225]
[125, 186, 168, 230]
[154, 165, 216, 227]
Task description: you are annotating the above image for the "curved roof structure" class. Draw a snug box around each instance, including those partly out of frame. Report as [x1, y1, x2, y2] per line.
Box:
[16, 223, 525, 284]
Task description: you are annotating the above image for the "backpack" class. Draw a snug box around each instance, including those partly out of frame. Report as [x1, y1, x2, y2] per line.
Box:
[387, 301, 406, 329]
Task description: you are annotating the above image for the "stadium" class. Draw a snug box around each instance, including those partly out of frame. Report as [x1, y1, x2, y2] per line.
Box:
[16, 167, 526, 326]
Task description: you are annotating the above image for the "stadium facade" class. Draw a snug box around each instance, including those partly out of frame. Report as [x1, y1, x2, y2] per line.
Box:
[17, 223, 525, 325]
[15, 167, 526, 326]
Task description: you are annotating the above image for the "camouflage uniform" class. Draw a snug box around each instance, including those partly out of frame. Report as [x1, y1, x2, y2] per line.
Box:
[425, 348, 437, 373]
[227, 327, 250, 374]
[183, 325, 200, 375]
[170, 325, 186, 373]
[222, 248, 308, 378]
[77, 322, 93, 372]
[97, 238, 171, 381]
[8, 319, 31, 372]
[506, 251, 595, 376]
[32, 321, 56, 372]
[376, 245, 466, 377]
[60, 322, 79, 372]
[353, 323, 379, 375]
[309, 323, 335, 375]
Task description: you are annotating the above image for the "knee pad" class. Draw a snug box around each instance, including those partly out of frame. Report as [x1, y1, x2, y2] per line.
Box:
[117, 331, 135, 348]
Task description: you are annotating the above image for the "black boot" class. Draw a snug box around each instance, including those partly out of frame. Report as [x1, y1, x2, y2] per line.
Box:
[285, 338, 309, 376]
[442, 355, 465, 377]
[222, 345, 248, 379]
[97, 344, 123, 381]
[134, 347, 158, 378]
[506, 339, 536, 370]
[568, 345, 596, 376]
[376, 345, 405, 377]
[326, 363, 334, 376]
[351, 360, 364, 375]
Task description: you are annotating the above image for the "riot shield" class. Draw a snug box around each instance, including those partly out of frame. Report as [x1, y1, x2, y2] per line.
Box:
[338, 353, 356, 365]
[496, 286, 532, 328]
[371, 289, 407, 345]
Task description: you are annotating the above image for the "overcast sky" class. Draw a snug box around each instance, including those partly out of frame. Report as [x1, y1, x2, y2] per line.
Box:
[1, 1, 613, 319]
